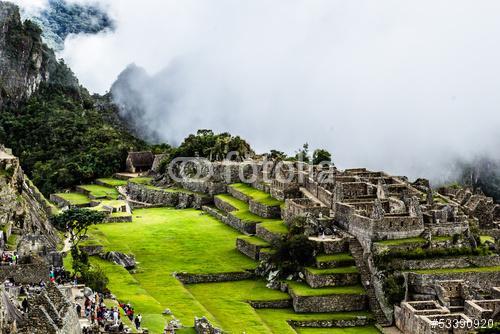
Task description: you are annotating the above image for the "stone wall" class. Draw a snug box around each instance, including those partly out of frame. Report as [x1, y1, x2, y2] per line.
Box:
[249, 200, 281, 219]
[288, 317, 372, 328]
[236, 237, 269, 261]
[175, 271, 254, 284]
[304, 269, 360, 288]
[290, 289, 368, 313]
[256, 224, 285, 243]
[247, 299, 292, 309]
[407, 271, 500, 297]
[386, 255, 500, 271]
[127, 183, 211, 209]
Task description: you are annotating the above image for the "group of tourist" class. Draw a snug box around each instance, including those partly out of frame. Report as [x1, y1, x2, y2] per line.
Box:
[0, 251, 18, 265]
[78, 292, 143, 333]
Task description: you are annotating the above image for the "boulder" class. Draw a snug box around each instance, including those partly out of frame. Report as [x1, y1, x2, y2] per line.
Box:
[104, 251, 136, 269]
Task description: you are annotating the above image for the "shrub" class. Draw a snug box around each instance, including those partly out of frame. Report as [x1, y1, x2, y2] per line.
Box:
[271, 234, 316, 277]
[81, 265, 109, 293]
[384, 274, 405, 305]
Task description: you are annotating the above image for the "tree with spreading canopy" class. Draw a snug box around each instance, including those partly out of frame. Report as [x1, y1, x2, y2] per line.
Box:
[52, 208, 106, 247]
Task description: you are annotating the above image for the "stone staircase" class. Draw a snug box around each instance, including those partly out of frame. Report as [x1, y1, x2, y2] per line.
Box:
[349, 238, 392, 326]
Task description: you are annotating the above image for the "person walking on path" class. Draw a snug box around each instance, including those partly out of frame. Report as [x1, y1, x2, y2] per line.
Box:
[134, 313, 142, 330]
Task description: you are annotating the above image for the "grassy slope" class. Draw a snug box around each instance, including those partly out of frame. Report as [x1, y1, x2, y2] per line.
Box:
[85, 208, 271, 332]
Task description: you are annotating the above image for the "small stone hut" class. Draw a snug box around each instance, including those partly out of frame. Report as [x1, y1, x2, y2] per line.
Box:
[125, 151, 154, 173]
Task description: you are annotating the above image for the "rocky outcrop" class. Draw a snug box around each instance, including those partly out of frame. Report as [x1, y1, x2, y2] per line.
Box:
[194, 316, 222, 334]
[0, 1, 78, 109]
[0, 147, 59, 257]
[104, 251, 136, 269]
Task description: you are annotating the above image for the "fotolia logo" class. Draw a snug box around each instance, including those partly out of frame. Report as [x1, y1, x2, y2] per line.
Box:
[165, 152, 336, 184]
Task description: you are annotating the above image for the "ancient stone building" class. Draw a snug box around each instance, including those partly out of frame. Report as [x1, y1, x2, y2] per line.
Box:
[125, 151, 155, 173]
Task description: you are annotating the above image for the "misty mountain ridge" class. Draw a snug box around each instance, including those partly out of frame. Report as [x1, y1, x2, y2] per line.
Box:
[19, 0, 113, 51]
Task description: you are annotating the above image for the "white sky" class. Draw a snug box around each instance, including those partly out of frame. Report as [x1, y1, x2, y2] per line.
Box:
[13, 0, 500, 181]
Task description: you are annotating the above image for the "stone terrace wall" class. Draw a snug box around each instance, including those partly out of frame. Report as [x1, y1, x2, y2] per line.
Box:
[407, 271, 500, 297]
[249, 200, 281, 219]
[289, 290, 367, 313]
[175, 271, 254, 284]
[127, 183, 211, 209]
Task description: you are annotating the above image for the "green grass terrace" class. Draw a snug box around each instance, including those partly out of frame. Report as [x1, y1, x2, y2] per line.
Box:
[96, 178, 129, 187]
[215, 194, 283, 224]
[53, 192, 91, 206]
[78, 184, 119, 199]
[228, 183, 283, 207]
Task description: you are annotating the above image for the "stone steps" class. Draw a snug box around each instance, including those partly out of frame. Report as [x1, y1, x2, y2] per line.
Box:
[315, 253, 356, 269]
[286, 281, 368, 313]
[304, 266, 361, 288]
[349, 239, 391, 325]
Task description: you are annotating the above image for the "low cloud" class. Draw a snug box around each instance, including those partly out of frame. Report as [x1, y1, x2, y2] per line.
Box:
[18, 0, 500, 182]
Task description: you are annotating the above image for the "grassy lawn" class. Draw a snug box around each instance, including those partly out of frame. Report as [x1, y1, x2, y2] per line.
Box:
[54, 192, 91, 205]
[238, 235, 270, 247]
[412, 266, 500, 275]
[306, 266, 359, 275]
[256, 309, 373, 334]
[295, 326, 380, 334]
[287, 281, 365, 296]
[84, 208, 258, 333]
[97, 178, 128, 187]
[79, 184, 119, 199]
[186, 280, 291, 333]
[375, 237, 426, 246]
[229, 183, 283, 206]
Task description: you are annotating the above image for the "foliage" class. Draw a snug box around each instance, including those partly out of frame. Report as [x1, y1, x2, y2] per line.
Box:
[268, 149, 287, 160]
[70, 244, 89, 274]
[158, 129, 253, 173]
[312, 149, 332, 165]
[383, 274, 405, 305]
[294, 143, 310, 163]
[271, 234, 316, 276]
[70, 245, 108, 292]
[0, 84, 147, 195]
[81, 265, 109, 293]
[52, 208, 106, 246]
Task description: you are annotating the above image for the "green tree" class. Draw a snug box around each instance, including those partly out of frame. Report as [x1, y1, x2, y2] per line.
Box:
[294, 143, 310, 163]
[312, 149, 332, 165]
[268, 149, 287, 160]
[52, 208, 106, 247]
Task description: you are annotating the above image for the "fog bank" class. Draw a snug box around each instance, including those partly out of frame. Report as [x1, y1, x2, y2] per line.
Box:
[19, 0, 500, 182]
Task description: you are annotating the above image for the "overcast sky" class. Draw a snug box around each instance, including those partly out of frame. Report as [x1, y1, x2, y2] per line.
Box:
[14, 0, 500, 181]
